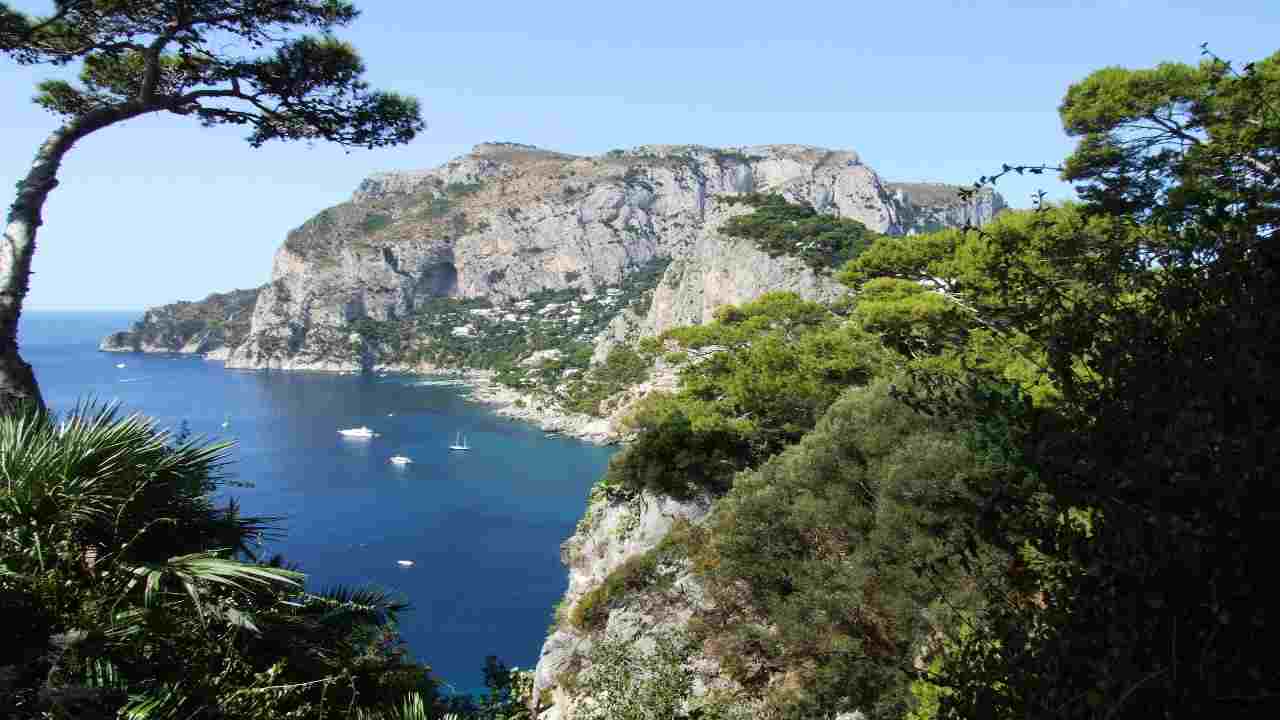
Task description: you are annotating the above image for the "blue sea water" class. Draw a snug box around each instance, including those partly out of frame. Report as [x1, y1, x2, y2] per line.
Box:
[18, 310, 614, 693]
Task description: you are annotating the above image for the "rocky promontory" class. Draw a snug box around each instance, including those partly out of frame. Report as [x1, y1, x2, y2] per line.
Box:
[102, 142, 1004, 442]
[99, 286, 262, 358]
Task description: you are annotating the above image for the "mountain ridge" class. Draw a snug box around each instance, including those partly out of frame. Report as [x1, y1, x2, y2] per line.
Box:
[101, 141, 1004, 380]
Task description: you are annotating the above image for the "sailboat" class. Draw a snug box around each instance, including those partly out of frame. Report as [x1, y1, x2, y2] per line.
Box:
[448, 431, 470, 451]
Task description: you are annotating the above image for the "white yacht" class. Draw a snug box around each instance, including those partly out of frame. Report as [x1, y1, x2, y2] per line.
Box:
[448, 431, 470, 451]
[396, 560, 415, 567]
[389, 455, 412, 465]
[115, 362, 126, 369]
[338, 426, 376, 438]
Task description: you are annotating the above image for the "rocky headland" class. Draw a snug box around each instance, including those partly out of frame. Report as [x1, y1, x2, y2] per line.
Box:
[99, 286, 262, 359]
[103, 142, 1002, 443]
[100, 141, 1006, 718]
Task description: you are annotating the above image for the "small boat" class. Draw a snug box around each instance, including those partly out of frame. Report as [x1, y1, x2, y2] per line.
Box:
[221, 413, 231, 429]
[115, 363, 126, 369]
[338, 426, 376, 438]
[387, 412, 395, 417]
[396, 560, 415, 567]
[448, 431, 470, 451]
[389, 455, 412, 465]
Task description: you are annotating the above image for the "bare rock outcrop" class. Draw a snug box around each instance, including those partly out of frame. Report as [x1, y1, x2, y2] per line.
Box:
[217, 143, 1001, 372]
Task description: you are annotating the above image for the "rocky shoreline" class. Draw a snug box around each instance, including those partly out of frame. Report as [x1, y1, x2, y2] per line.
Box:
[457, 371, 618, 445]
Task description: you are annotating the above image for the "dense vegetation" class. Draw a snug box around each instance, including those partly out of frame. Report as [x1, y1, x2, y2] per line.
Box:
[568, 49, 1280, 720]
[5, 17, 1276, 717]
[719, 193, 878, 271]
[559, 344, 654, 416]
[684, 380, 992, 718]
[602, 291, 885, 498]
[348, 258, 670, 391]
[0, 404, 442, 718]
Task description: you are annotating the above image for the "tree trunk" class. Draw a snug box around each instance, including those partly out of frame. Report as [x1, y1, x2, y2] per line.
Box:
[1, 105, 148, 416]
[0, 131, 71, 415]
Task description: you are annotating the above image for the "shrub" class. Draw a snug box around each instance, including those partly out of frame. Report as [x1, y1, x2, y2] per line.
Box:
[574, 630, 697, 720]
[445, 180, 483, 196]
[685, 379, 990, 717]
[719, 193, 876, 271]
[361, 212, 392, 234]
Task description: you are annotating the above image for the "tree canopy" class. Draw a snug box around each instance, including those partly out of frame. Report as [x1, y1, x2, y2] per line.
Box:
[1, 0, 424, 414]
[588, 49, 1280, 720]
[0, 0, 422, 148]
[845, 50, 1280, 719]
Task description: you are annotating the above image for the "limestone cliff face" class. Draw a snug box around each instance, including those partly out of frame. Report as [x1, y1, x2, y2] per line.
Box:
[220, 143, 1001, 371]
[99, 287, 261, 356]
[886, 181, 1008, 235]
[533, 491, 716, 720]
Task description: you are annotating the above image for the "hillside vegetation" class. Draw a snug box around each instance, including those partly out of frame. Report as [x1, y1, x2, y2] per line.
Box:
[101, 287, 262, 353]
[544, 49, 1280, 720]
[7, 43, 1276, 720]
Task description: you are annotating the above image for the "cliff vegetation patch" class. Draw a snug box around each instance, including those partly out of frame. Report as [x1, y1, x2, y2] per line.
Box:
[719, 193, 879, 272]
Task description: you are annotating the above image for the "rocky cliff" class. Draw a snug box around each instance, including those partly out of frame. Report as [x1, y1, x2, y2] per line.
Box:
[105, 143, 1001, 379]
[97, 142, 1005, 718]
[211, 142, 1000, 372]
[532, 489, 717, 719]
[99, 287, 262, 358]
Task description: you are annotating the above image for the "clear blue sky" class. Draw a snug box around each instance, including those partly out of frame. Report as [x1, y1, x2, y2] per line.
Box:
[3, 1, 1276, 310]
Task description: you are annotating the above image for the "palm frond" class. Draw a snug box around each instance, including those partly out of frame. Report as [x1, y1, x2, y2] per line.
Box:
[83, 658, 129, 691]
[0, 399, 255, 575]
[116, 551, 302, 624]
[296, 584, 411, 627]
[121, 683, 186, 720]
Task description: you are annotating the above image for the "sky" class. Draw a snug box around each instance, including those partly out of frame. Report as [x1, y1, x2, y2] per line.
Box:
[2, 1, 1277, 310]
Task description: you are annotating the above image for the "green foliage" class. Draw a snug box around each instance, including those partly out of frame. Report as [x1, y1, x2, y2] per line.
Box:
[1059, 49, 1280, 230]
[719, 193, 877, 271]
[574, 630, 698, 720]
[849, 50, 1280, 719]
[0, 401, 440, 718]
[607, 292, 886, 498]
[569, 553, 660, 631]
[604, 393, 752, 499]
[684, 380, 990, 719]
[363, 213, 393, 234]
[438, 657, 535, 720]
[3, 2, 423, 148]
[445, 181, 484, 197]
[112, 287, 262, 353]
[401, 258, 670, 394]
[562, 344, 654, 416]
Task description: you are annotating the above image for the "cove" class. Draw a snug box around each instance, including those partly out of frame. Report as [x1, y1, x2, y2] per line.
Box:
[20, 311, 614, 693]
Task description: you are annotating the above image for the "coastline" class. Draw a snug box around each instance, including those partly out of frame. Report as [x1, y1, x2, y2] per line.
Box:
[455, 370, 618, 445]
[98, 344, 623, 445]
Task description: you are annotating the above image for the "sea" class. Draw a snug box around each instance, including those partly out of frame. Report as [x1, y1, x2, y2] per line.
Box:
[18, 310, 615, 694]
